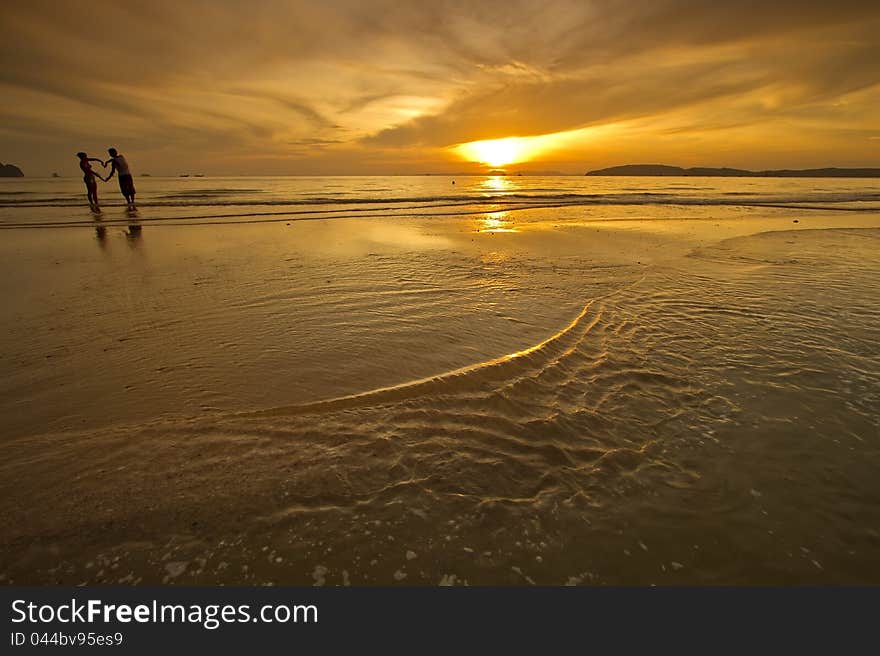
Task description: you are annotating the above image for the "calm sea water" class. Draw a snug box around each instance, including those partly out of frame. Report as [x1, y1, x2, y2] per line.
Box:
[1, 175, 878, 585]
[1, 174, 879, 228]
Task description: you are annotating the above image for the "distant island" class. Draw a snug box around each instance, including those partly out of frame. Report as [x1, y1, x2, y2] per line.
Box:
[0, 162, 24, 177]
[586, 164, 880, 178]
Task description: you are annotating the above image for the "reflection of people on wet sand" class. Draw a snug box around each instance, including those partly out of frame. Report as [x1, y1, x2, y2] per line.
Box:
[126, 223, 142, 240]
[104, 148, 136, 209]
[94, 216, 107, 245]
[77, 152, 107, 212]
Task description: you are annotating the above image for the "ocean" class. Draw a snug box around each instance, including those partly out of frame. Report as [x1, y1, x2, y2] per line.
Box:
[1, 175, 879, 584]
[1, 174, 878, 228]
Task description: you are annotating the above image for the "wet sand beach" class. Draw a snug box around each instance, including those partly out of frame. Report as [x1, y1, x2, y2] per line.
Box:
[1, 176, 879, 585]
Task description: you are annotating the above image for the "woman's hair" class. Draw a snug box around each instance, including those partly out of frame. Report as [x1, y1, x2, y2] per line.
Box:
[76, 152, 86, 158]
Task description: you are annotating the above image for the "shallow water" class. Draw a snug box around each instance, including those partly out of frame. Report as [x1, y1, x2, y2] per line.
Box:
[1, 174, 879, 229]
[1, 176, 879, 585]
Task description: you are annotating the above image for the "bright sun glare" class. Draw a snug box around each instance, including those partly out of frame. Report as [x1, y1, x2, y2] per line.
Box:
[451, 129, 594, 168]
[454, 137, 524, 167]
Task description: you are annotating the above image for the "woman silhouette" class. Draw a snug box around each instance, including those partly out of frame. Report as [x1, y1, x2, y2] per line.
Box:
[77, 152, 107, 211]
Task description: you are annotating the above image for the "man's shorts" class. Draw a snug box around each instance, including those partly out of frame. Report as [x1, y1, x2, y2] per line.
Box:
[119, 173, 136, 197]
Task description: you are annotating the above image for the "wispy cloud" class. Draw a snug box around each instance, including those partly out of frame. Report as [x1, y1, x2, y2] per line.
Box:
[0, 0, 877, 174]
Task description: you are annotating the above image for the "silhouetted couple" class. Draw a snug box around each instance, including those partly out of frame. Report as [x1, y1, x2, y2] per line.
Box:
[77, 148, 136, 212]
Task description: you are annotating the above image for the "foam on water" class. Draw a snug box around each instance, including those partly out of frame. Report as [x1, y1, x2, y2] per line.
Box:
[0, 175, 878, 229]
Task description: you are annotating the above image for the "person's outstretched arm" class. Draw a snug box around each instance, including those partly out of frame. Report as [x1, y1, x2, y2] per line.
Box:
[105, 161, 117, 180]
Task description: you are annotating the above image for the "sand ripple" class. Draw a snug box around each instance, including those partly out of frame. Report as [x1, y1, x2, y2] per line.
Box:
[1, 228, 879, 585]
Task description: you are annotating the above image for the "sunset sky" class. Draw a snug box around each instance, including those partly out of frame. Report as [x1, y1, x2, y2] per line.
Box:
[1, 0, 878, 176]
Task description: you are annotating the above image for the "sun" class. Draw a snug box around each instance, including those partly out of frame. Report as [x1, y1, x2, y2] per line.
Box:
[453, 137, 524, 167]
[451, 127, 605, 168]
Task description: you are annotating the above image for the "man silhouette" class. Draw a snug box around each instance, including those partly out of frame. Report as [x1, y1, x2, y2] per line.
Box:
[104, 147, 136, 208]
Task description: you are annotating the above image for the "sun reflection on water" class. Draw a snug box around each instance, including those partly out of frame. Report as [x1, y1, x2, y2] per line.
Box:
[478, 211, 518, 233]
[481, 176, 515, 192]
